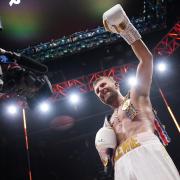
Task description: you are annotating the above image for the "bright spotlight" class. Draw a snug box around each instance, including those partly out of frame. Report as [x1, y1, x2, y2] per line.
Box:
[69, 93, 80, 104]
[127, 76, 137, 87]
[157, 62, 167, 72]
[6, 104, 18, 115]
[38, 102, 50, 113]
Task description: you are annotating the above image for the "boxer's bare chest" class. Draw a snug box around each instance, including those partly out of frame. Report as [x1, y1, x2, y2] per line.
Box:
[110, 98, 154, 144]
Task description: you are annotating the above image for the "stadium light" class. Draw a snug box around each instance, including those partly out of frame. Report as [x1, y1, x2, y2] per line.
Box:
[156, 62, 167, 72]
[6, 104, 18, 115]
[38, 101, 51, 113]
[127, 76, 138, 87]
[69, 93, 80, 105]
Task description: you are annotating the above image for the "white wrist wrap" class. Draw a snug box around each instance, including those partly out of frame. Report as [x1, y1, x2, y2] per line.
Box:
[103, 4, 141, 45]
[120, 23, 141, 45]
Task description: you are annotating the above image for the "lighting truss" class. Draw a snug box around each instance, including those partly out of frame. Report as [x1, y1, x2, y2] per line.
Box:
[18, 0, 167, 62]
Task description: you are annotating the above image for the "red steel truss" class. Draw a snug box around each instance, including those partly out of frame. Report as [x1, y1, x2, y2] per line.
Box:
[154, 20, 180, 56]
[52, 64, 136, 99]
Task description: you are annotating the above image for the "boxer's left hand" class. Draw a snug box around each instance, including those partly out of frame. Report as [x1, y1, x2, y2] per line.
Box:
[103, 19, 126, 33]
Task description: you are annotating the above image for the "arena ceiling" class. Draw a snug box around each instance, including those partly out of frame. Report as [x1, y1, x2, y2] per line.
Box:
[0, 0, 143, 50]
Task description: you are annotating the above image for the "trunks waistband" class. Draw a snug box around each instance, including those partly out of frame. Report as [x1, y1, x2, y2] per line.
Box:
[114, 132, 160, 162]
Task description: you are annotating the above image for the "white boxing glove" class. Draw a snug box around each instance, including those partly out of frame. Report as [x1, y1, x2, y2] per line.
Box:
[103, 4, 141, 45]
[95, 126, 117, 150]
[95, 118, 117, 167]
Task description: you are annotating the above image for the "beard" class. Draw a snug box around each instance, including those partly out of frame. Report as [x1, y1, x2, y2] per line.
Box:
[101, 90, 119, 106]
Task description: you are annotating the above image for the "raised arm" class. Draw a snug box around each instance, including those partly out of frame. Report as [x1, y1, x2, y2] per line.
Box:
[103, 4, 153, 97]
[131, 40, 153, 97]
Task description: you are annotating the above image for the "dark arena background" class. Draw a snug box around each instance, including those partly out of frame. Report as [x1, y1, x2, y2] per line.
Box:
[0, 0, 179, 180]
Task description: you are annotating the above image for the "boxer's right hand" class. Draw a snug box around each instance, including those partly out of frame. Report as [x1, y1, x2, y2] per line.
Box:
[95, 126, 117, 167]
[95, 126, 117, 151]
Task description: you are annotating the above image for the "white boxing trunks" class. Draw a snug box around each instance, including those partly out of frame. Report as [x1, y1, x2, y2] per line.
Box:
[114, 132, 180, 180]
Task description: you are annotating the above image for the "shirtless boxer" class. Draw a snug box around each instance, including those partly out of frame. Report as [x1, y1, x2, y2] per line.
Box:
[94, 4, 180, 180]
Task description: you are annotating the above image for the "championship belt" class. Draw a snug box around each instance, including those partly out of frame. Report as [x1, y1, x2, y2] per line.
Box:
[122, 93, 137, 120]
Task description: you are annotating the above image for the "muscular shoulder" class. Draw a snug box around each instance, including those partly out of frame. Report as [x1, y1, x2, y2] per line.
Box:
[130, 88, 151, 107]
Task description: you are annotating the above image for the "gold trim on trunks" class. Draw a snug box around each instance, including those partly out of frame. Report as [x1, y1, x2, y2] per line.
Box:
[114, 137, 141, 162]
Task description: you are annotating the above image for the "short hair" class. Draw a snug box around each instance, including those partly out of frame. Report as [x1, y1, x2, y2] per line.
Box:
[92, 76, 116, 88]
